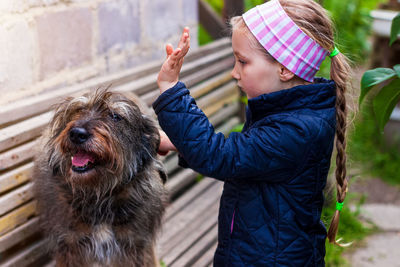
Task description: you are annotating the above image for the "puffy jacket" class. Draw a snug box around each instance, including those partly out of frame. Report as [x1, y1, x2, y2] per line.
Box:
[153, 78, 336, 266]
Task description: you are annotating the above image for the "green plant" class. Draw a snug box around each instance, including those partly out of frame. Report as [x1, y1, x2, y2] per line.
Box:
[348, 105, 400, 185]
[322, 195, 372, 266]
[348, 12, 400, 185]
[314, 0, 385, 79]
[359, 13, 400, 131]
[230, 123, 244, 133]
[199, 24, 214, 46]
[322, 0, 384, 63]
[244, 0, 265, 11]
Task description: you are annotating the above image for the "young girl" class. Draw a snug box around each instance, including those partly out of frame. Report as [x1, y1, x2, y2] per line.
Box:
[154, 0, 351, 265]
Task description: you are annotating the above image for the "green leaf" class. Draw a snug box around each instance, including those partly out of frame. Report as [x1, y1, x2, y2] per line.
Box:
[390, 13, 400, 46]
[373, 78, 400, 131]
[394, 64, 400, 78]
[240, 96, 248, 105]
[359, 68, 396, 105]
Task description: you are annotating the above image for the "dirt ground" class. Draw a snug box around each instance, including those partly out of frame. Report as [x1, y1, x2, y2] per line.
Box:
[350, 176, 400, 205]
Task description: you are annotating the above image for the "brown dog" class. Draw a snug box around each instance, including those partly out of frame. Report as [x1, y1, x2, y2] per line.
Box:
[33, 89, 167, 267]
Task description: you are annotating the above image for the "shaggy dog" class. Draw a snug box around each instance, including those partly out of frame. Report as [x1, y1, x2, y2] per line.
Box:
[33, 89, 167, 267]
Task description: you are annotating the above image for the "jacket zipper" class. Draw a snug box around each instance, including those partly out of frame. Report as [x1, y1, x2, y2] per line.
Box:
[230, 209, 235, 234]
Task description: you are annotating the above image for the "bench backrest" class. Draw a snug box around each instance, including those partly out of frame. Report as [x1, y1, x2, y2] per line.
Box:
[0, 38, 240, 267]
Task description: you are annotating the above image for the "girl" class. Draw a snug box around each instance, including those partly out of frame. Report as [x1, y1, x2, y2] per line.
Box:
[154, 0, 351, 265]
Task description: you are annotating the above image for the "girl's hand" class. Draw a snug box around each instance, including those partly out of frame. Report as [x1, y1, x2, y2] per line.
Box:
[157, 27, 190, 93]
[158, 130, 177, 156]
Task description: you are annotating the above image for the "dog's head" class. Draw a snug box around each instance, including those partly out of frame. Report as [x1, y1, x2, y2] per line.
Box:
[45, 88, 160, 189]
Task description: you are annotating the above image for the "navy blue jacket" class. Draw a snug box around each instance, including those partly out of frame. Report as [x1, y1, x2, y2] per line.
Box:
[153, 78, 336, 266]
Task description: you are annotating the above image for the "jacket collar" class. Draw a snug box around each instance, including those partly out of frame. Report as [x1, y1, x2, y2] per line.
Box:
[247, 78, 336, 121]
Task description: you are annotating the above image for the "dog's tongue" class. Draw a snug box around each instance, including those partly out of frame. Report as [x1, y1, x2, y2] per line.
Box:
[72, 152, 94, 167]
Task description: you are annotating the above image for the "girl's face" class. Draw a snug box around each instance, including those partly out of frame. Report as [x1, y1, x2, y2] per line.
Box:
[231, 28, 284, 99]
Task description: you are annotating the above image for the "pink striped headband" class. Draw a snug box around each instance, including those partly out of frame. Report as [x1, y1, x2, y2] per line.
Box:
[243, 0, 329, 82]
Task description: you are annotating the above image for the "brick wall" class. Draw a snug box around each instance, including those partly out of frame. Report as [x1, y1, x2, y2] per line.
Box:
[0, 0, 198, 104]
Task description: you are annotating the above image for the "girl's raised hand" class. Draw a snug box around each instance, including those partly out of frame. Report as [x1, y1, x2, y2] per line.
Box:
[157, 27, 190, 93]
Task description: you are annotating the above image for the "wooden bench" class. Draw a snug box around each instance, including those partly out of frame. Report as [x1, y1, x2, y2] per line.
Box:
[0, 38, 240, 266]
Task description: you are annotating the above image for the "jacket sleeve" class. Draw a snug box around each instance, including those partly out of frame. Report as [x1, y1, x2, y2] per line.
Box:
[153, 82, 311, 182]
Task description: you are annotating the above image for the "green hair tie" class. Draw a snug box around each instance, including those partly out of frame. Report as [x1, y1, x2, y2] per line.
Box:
[329, 47, 340, 58]
[336, 201, 344, 211]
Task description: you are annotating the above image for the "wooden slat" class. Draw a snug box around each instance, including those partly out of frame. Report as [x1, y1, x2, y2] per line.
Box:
[161, 199, 219, 263]
[0, 141, 36, 172]
[180, 47, 232, 78]
[184, 37, 231, 62]
[0, 217, 39, 253]
[0, 183, 34, 216]
[160, 181, 223, 254]
[170, 223, 218, 267]
[141, 58, 234, 106]
[182, 56, 234, 90]
[209, 102, 240, 126]
[117, 47, 233, 97]
[191, 240, 218, 267]
[162, 153, 180, 175]
[0, 113, 50, 153]
[199, 82, 239, 116]
[190, 70, 232, 98]
[0, 163, 33, 195]
[0, 38, 232, 127]
[197, 80, 237, 107]
[0, 201, 37, 236]
[165, 169, 199, 198]
[160, 189, 221, 265]
[164, 179, 217, 222]
[203, 93, 239, 117]
[108, 41, 231, 98]
[199, 0, 227, 39]
[0, 239, 47, 267]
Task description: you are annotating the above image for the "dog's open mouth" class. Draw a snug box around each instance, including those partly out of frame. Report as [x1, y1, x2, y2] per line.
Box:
[71, 151, 95, 173]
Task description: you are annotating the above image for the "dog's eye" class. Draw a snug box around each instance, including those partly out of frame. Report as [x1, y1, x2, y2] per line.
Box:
[110, 112, 122, 122]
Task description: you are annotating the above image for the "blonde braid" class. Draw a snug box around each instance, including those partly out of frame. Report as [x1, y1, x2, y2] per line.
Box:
[327, 52, 351, 245]
[279, 0, 352, 245]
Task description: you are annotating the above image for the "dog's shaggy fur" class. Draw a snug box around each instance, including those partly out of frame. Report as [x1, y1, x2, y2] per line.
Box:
[33, 89, 167, 267]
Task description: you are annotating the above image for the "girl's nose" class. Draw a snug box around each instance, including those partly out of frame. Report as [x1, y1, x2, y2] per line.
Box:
[231, 65, 240, 80]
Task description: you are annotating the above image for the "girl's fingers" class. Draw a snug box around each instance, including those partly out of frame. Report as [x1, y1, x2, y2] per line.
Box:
[182, 37, 190, 54]
[177, 27, 190, 50]
[169, 48, 182, 62]
[165, 44, 174, 57]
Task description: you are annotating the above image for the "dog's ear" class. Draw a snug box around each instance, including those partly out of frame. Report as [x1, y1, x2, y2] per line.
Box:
[140, 115, 160, 156]
[122, 91, 156, 117]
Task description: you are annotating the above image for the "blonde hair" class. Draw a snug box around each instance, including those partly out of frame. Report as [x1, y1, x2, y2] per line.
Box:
[230, 16, 275, 62]
[231, 0, 351, 246]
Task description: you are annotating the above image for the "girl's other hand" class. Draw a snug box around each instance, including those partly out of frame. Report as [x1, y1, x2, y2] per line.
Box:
[157, 27, 190, 93]
[158, 130, 177, 156]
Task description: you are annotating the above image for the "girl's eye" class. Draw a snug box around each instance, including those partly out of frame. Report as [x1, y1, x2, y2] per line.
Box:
[238, 59, 246, 65]
[110, 112, 122, 122]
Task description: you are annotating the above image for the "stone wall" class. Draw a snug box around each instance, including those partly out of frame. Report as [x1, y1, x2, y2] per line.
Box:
[0, 0, 198, 104]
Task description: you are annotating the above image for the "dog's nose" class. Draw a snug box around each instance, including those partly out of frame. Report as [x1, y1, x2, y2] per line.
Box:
[69, 127, 90, 144]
